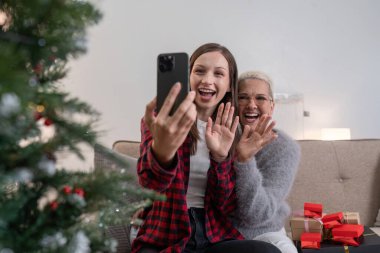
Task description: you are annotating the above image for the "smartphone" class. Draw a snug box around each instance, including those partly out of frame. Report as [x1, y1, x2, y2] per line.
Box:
[157, 52, 189, 115]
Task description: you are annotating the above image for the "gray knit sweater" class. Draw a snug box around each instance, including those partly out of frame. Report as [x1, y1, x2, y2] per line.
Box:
[233, 129, 300, 239]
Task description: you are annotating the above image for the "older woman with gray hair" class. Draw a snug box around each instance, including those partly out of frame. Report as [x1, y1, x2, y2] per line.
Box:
[233, 71, 300, 253]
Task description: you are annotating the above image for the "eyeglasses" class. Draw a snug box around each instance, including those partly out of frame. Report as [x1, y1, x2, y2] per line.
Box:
[238, 94, 273, 106]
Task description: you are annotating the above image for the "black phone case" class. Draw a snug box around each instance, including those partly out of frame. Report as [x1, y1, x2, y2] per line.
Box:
[157, 52, 189, 115]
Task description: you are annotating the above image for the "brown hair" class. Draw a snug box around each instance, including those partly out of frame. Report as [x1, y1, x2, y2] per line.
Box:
[189, 43, 239, 155]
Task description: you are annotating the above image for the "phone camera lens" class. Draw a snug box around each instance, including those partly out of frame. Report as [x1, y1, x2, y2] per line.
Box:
[159, 55, 175, 72]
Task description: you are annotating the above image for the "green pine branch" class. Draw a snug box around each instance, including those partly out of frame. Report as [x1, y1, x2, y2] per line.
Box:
[1, 1, 163, 252]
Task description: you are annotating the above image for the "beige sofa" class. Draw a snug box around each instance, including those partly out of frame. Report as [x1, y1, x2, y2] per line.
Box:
[95, 139, 380, 252]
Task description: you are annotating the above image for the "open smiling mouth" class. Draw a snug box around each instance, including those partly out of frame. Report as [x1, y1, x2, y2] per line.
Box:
[244, 112, 260, 121]
[198, 88, 216, 98]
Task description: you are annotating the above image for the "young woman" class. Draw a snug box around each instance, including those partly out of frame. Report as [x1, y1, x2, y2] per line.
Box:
[233, 71, 300, 253]
[132, 44, 280, 253]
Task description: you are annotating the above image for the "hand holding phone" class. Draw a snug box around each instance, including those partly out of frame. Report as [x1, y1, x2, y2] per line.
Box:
[147, 52, 195, 166]
[146, 85, 197, 166]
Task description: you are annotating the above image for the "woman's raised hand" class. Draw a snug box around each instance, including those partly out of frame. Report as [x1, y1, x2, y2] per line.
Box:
[145, 83, 197, 167]
[236, 114, 277, 163]
[205, 102, 239, 162]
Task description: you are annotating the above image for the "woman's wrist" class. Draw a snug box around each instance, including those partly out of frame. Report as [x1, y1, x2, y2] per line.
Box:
[211, 152, 228, 162]
[236, 153, 251, 163]
[236, 147, 259, 163]
[151, 141, 175, 168]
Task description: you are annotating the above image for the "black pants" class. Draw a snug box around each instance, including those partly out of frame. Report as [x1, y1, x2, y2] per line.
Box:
[139, 208, 280, 253]
[184, 207, 211, 253]
[140, 208, 210, 253]
[205, 240, 281, 253]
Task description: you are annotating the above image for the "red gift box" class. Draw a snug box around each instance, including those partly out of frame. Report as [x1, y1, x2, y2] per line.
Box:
[301, 232, 322, 249]
[332, 224, 364, 238]
[321, 212, 343, 229]
[304, 202, 323, 218]
[332, 224, 364, 246]
[333, 237, 361, 246]
[324, 220, 342, 229]
[322, 212, 343, 223]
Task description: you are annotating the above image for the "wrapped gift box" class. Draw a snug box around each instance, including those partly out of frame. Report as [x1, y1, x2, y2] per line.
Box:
[331, 224, 364, 246]
[301, 232, 322, 249]
[322, 212, 344, 229]
[296, 226, 380, 253]
[343, 212, 361, 225]
[332, 224, 364, 238]
[304, 202, 323, 218]
[290, 216, 323, 241]
[322, 212, 344, 223]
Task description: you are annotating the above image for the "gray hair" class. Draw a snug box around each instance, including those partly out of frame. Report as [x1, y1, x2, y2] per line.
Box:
[238, 71, 274, 99]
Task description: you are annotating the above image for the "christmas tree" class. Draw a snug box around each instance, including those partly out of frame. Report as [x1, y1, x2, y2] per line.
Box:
[0, 1, 161, 252]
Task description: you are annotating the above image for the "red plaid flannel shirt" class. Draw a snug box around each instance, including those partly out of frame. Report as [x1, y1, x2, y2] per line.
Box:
[131, 119, 243, 253]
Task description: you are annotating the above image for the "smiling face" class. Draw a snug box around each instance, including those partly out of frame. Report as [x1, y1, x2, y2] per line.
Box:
[190, 51, 230, 121]
[238, 78, 274, 126]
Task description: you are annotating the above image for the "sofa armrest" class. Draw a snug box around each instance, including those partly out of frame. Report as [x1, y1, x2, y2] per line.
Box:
[106, 224, 132, 253]
[94, 144, 139, 253]
[370, 227, 380, 236]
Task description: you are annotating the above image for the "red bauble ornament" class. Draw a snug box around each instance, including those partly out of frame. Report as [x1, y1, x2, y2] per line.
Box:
[50, 201, 59, 210]
[44, 118, 53, 126]
[74, 188, 85, 197]
[34, 112, 43, 121]
[62, 186, 72, 195]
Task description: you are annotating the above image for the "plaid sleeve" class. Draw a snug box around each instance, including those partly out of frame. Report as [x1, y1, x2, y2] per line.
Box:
[206, 154, 237, 214]
[137, 118, 179, 192]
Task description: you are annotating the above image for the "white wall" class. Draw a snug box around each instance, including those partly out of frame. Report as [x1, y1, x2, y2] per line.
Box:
[63, 0, 380, 168]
